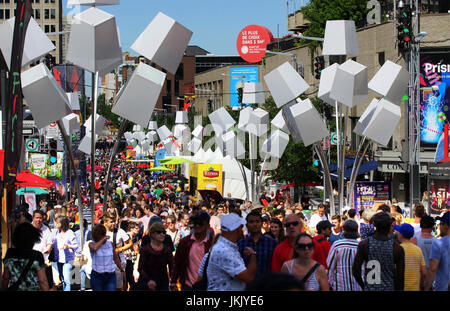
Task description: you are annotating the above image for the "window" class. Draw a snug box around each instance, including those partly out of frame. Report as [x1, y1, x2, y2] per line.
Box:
[50, 9, 55, 19]
[0, 10, 3, 20]
[5, 9, 10, 19]
[378, 51, 385, 66]
[44, 9, 49, 19]
[175, 63, 184, 80]
[34, 9, 40, 19]
[44, 25, 50, 33]
[166, 80, 172, 94]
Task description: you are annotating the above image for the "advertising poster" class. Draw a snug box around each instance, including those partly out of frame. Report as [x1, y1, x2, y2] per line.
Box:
[24, 192, 37, 214]
[420, 51, 450, 146]
[230, 66, 259, 108]
[47, 152, 63, 180]
[29, 153, 48, 178]
[190, 163, 223, 195]
[353, 181, 392, 211]
[429, 179, 450, 215]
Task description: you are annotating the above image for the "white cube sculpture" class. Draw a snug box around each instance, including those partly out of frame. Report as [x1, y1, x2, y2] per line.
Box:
[271, 110, 290, 134]
[157, 125, 172, 141]
[78, 133, 95, 155]
[281, 100, 302, 142]
[318, 63, 339, 106]
[21, 64, 72, 129]
[243, 82, 265, 104]
[129, 139, 137, 149]
[222, 131, 245, 158]
[141, 140, 150, 152]
[174, 124, 189, 139]
[84, 114, 107, 135]
[209, 107, 235, 135]
[112, 62, 166, 127]
[0, 17, 55, 70]
[192, 125, 204, 139]
[175, 111, 188, 124]
[132, 125, 142, 132]
[247, 108, 269, 137]
[330, 59, 368, 108]
[67, 0, 120, 5]
[146, 131, 158, 142]
[368, 60, 410, 105]
[262, 130, 290, 159]
[124, 132, 133, 141]
[362, 98, 401, 146]
[353, 98, 379, 136]
[322, 20, 359, 56]
[131, 12, 193, 75]
[67, 7, 122, 77]
[133, 131, 146, 142]
[237, 107, 253, 131]
[283, 99, 329, 146]
[147, 121, 158, 130]
[264, 62, 310, 108]
[188, 137, 202, 153]
[163, 137, 177, 154]
[62, 113, 81, 135]
[66, 93, 81, 111]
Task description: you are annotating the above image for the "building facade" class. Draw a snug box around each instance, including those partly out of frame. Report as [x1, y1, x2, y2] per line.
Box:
[0, 0, 64, 64]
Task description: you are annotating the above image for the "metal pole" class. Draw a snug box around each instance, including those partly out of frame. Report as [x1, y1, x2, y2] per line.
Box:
[347, 138, 372, 208]
[57, 120, 84, 249]
[338, 105, 348, 211]
[238, 160, 250, 202]
[90, 71, 98, 225]
[249, 133, 257, 202]
[314, 142, 336, 215]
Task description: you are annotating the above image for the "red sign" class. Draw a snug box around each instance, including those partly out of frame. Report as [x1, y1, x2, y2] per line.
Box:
[49, 122, 57, 127]
[204, 170, 219, 178]
[236, 25, 274, 63]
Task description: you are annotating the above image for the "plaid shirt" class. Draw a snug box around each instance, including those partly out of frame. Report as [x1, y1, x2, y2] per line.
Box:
[237, 234, 278, 279]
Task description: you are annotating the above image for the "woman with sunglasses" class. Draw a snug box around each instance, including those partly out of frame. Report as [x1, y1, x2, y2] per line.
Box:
[136, 222, 173, 291]
[281, 233, 329, 291]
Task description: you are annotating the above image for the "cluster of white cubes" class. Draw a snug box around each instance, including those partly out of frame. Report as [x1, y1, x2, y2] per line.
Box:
[157, 125, 172, 141]
[242, 82, 265, 104]
[209, 107, 235, 134]
[222, 131, 245, 158]
[262, 130, 290, 159]
[330, 59, 368, 108]
[368, 60, 409, 105]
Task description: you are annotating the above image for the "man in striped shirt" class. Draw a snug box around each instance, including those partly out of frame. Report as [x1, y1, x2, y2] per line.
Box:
[326, 220, 362, 291]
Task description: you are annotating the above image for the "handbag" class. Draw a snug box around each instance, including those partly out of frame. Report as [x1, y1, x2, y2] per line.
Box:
[8, 259, 34, 291]
[192, 252, 211, 291]
[48, 247, 56, 263]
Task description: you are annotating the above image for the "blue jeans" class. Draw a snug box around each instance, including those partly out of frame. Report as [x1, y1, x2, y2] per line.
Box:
[80, 265, 90, 290]
[90, 270, 116, 291]
[57, 262, 73, 291]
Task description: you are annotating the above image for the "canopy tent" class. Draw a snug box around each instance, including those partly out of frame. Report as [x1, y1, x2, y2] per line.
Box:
[159, 156, 193, 165]
[15, 170, 55, 188]
[147, 166, 174, 172]
[16, 187, 49, 195]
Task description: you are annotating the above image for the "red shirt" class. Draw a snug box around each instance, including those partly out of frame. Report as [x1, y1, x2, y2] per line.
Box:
[271, 238, 294, 272]
[312, 235, 331, 269]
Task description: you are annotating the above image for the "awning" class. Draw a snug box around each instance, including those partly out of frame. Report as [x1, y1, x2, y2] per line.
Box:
[15, 170, 55, 188]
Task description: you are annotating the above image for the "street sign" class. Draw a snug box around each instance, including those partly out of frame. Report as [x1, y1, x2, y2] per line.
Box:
[26, 138, 39, 152]
[331, 132, 339, 145]
[23, 128, 34, 136]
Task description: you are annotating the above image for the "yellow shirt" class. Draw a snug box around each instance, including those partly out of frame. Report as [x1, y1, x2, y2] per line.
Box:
[401, 241, 425, 291]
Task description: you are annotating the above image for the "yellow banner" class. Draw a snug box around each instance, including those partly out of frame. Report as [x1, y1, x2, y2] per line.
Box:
[193, 163, 223, 194]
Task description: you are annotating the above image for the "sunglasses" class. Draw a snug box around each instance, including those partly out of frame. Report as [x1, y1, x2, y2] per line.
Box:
[296, 242, 314, 250]
[284, 221, 300, 227]
[152, 230, 165, 235]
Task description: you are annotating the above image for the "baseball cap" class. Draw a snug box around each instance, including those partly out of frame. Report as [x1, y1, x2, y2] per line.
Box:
[394, 223, 415, 239]
[221, 213, 246, 232]
[316, 220, 335, 232]
[436, 211, 449, 225]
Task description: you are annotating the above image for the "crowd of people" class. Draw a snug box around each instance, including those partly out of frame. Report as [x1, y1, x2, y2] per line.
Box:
[1, 145, 449, 292]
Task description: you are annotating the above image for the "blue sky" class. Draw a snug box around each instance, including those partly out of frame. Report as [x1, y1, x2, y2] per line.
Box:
[63, 0, 308, 56]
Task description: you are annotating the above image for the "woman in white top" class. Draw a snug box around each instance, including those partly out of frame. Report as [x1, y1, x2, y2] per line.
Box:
[89, 224, 125, 291]
[281, 233, 329, 291]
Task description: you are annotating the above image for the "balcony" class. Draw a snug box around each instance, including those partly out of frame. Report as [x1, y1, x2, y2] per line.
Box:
[288, 10, 309, 32]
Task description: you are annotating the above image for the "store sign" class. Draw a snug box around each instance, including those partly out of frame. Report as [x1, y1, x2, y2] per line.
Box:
[204, 167, 220, 178]
[236, 25, 273, 63]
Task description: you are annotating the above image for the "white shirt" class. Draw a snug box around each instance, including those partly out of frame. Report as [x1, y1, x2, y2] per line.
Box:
[308, 213, 328, 233]
[82, 242, 93, 275]
[33, 224, 53, 263]
[106, 228, 130, 264]
[206, 235, 247, 291]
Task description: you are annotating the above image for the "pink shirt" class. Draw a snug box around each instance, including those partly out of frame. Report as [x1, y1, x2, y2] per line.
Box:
[185, 234, 208, 287]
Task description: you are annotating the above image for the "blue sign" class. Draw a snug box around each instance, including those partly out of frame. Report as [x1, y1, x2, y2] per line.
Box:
[155, 149, 166, 167]
[230, 66, 259, 108]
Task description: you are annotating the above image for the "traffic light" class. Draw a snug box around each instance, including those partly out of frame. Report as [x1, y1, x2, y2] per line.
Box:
[48, 139, 58, 165]
[237, 87, 243, 104]
[314, 56, 325, 80]
[313, 149, 320, 167]
[397, 6, 413, 51]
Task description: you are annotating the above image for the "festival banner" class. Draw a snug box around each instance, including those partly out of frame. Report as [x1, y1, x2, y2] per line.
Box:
[353, 181, 392, 211]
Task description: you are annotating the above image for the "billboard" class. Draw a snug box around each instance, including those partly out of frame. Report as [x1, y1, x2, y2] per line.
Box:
[420, 51, 450, 146]
[353, 181, 392, 211]
[230, 66, 259, 109]
[28, 152, 63, 180]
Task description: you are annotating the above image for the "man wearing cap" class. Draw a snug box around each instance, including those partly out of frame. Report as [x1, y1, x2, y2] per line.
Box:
[272, 214, 303, 272]
[327, 220, 362, 291]
[394, 223, 426, 291]
[237, 211, 278, 279]
[312, 220, 333, 269]
[353, 212, 405, 291]
[206, 213, 257, 291]
[425, 211, 450, 291]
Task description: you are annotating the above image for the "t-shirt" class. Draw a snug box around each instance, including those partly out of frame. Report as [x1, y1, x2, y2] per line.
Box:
[411, 222, 421, 238]
[329, 232, 342, 245]
[3, 249, 46, 291]
[107, 228, 130, 264]
[312, 235, 331, 269]
[416, 234, 436, 268]
[308, 213, 328, 233]
[429, 236, 450, 291]
[401, 241, 425, 291]
[33, 224, 53, 263]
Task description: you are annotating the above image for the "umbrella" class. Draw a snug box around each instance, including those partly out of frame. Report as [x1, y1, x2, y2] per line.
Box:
[15, 171, 55, 188]
[16, 187, 49, 195]
[146, 166, 174, 172]
[159, 157, 193, 165]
